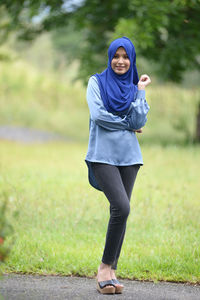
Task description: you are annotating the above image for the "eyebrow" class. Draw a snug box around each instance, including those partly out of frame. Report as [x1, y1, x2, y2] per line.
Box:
[114, 53, 129, 57]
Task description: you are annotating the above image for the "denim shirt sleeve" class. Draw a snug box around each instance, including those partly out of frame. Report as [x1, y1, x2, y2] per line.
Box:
[86, 76, 130, 131]
[86, 76, 150, 131]
[127, 90, 150, 130]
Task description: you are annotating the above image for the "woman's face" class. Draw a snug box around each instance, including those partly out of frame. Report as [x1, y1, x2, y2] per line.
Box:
[111, 47, 130, 75]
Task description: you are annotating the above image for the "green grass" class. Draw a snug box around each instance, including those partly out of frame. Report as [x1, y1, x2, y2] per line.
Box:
[0, 60, 88, 142]
[0, 141, 199, 283]
[0, 46, 200, 282]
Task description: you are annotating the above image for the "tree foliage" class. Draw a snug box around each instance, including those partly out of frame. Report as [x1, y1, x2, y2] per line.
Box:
[66, 0, 200, 82]
[52, 0, 131, 83]
[1, 0, 200, 82]
[114, 0, 200, 82]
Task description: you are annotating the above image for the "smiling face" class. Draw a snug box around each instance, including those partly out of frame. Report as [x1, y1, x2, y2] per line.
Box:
[111, 47, 131, 75]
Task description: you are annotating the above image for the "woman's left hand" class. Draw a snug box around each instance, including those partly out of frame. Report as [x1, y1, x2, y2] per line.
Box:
[138, 74, 151, 90]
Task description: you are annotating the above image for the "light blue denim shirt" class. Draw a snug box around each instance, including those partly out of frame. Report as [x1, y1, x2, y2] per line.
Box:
[85, 76, 150, 190]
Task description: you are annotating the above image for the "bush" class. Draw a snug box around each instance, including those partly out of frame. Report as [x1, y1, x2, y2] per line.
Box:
[0, 193, 16, 266]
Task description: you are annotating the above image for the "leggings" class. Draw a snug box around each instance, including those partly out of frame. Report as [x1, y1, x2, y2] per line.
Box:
[91, 162, 140, 269]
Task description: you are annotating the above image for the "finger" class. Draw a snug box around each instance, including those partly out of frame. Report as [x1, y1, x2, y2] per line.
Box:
[140, 74, 150, 81]
[141, 76, 149, 82]
[141, 77, 151, 84]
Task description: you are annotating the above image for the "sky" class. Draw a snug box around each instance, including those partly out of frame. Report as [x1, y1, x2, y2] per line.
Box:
[32, 0, 85, 24]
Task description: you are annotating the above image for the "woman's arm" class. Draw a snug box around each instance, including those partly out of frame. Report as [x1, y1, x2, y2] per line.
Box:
[128, 90, 150, 130]
[86, 76, 131, 131]
[128, 74, 151, 131]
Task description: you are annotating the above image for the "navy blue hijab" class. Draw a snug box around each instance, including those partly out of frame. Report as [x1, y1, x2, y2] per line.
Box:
[95, 37, 139, 114]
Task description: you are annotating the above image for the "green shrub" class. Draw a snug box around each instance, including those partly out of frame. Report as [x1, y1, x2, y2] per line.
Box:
[0, 193, 17, 267]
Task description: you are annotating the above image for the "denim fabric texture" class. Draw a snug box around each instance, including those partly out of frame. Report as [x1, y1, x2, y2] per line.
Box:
[85, 76, 150, 190]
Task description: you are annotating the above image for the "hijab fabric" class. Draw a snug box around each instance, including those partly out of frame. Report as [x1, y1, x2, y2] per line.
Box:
[95, 37, 139, 114]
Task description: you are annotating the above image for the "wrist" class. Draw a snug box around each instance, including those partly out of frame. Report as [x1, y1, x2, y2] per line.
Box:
[137, 89, 145, 99]
[138, 84, 145, 90]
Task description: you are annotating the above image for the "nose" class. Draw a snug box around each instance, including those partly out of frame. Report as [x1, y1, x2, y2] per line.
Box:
[118, 56, 124, 64]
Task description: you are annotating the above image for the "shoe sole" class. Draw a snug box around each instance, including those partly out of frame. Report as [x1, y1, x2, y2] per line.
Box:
[97, 283, 115, 294]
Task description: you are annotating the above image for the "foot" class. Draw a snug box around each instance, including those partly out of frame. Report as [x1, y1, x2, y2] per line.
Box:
[97, 263, 112, 283]
[97, 263, 115, 294]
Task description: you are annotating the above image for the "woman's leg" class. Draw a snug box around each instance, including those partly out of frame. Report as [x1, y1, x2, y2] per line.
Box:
[111, 164, 140, 270]
[92, 163, 131, 267]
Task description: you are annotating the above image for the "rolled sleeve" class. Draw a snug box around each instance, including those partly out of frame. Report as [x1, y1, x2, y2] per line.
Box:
[128, 90, 150, 130]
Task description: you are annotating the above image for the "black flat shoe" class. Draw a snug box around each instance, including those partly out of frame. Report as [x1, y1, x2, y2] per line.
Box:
[111, 279, 124, 294]
[96, 279, 116, 294]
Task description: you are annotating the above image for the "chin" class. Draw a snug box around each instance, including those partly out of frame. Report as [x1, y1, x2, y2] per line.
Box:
[115, 70, 126, 75]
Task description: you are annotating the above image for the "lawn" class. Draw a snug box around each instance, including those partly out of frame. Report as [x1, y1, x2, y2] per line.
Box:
[0, 141, 199, 283]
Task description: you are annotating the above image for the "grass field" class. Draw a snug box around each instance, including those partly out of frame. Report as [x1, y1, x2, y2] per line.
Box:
[0, 141, 199, 283]
[0, 43, 200, 283]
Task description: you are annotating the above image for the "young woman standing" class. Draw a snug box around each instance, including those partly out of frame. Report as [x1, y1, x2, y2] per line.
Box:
[85, 37, 151, 294]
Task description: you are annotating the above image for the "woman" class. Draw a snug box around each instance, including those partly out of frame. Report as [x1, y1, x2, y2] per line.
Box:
[85, 37, 151, 294]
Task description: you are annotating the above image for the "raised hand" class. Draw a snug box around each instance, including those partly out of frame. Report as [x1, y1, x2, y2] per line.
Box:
[138, 74, 151, 90]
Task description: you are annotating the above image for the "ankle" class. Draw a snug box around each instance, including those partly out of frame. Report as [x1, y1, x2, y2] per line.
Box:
[110, 269, 117, 279]
[97, 263, 112, 282]
[99, 262, 111, 271]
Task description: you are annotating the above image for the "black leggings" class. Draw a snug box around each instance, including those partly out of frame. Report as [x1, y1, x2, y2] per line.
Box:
[91, 162, 140, 269]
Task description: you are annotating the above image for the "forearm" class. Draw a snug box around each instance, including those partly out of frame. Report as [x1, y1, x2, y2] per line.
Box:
[128, 90, 150, 130]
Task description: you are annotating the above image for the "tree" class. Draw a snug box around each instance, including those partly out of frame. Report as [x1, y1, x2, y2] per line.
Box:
[65, 0, 200, 82]
[2, 1, 200, 82]
[0, 1, 70, 43]
[114, 0, 200, 82]
[52, 1, 132, 83]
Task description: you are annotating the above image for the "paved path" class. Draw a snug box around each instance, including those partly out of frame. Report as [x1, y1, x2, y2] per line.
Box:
[0, 274, 200, 300]
[0, 126, 67, 143]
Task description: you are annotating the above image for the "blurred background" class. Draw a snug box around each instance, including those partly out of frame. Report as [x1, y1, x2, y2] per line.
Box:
[0, 1, 200, 281]
[0, 0, 200, 145]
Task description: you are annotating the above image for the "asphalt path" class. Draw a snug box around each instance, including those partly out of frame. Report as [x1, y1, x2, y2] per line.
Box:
[0, 274, 200, 300]
[0, 126, 67, 143]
